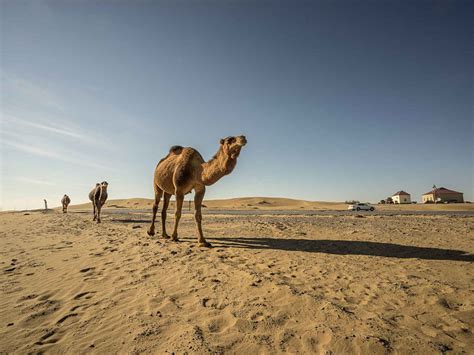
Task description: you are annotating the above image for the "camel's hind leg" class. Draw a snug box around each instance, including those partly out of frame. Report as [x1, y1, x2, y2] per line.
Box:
[147, 186, 163, 236]
[161, 193, 171, 239]
[194, 186, 211, 247]
[171, 192, 184, 241]
[92, 202, 96, 221]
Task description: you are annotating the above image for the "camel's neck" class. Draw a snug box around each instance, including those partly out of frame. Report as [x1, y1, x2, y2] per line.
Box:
[99, 187, 107, 200]
[201, 147, 237, 186]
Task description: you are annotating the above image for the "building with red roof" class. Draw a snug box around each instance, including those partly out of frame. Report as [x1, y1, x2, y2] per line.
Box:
[422, 187, 464, 203]
[391, 190, 411, 204]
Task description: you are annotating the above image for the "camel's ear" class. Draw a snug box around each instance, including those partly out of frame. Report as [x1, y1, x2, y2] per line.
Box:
[220, 138, 225, 145]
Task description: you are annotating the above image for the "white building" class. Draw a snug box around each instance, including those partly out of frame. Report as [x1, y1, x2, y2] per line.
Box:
[392, 191, 411, 204]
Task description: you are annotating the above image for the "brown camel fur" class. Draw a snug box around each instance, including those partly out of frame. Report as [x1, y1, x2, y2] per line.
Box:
[147, 135, 247, 247]
[61, 194, 71, 213]
[88, 181, 108, 223]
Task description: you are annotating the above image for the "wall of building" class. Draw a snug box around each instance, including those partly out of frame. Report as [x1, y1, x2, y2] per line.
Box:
[423, 193, 464, 203]
[392, 194, 411, 204]
[437, 193, 464, 203]
[422, 194, 434, 203]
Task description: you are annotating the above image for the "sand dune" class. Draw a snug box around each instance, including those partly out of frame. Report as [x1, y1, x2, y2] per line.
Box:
[1, 208, 473, 353]
[65, 196, 474, 212]
[65, 197, 346, 211]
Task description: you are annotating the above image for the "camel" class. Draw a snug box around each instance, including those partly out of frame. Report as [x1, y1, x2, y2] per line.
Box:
[88, 181, 108, 223]
[147, 135, 247, 247]
[61, 194, 71, 213]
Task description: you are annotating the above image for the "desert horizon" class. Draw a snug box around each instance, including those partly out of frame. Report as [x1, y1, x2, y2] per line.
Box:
[4, 196, 474, 214]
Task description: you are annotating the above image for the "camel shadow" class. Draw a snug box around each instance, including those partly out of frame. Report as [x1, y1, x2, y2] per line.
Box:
[111, 218, 150, 223]
[205, 237, 474, 262]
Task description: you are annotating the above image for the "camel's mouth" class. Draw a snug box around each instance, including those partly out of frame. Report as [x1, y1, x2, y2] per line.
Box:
[237, 136, 247, 146]
[230, 145, 244, 159]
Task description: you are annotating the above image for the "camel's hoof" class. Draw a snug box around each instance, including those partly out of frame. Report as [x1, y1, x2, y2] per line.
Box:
[171, 237, 179, 242]
[162, 234, 170, 239]
[198, 241, 212, 248]
[97, 220, 101, 224]
[147, 229, 155, 237]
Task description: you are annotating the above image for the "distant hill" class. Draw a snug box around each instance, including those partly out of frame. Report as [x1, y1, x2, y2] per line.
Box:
[67, 197, 346, 211]
[65, 197, 473, 212]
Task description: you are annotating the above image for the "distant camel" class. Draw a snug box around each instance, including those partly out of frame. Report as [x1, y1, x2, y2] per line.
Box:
[61, 194, 71, 213]
[147, 135, 247, 247]
[89, 182, 108, 223]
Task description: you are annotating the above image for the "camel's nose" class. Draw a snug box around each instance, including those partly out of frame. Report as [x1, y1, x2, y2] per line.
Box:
[239, 135, 247, 145]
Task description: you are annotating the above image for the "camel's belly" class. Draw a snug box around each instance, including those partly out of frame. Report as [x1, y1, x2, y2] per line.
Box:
[156, 179, 194, 195]
[154, 150, 202, 196]
[155, 166, 195, 195]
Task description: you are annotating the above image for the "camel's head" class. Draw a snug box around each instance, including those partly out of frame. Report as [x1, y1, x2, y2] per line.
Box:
[220, 135, 247, 160]
[100, 181, 108, 190]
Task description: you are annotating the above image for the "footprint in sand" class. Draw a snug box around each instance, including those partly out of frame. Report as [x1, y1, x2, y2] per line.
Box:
[55, 312, 79, 325]
[21, 299, 61, 327]
[35, 329, 60, 345]
[73, 291, 96, 300]
[79, 267, 94, 273]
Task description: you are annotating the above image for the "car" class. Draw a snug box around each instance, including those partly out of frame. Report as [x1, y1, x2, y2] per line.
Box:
[347, 203, 375, 211]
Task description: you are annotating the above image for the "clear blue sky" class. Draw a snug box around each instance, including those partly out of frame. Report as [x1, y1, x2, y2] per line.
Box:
[1, 0, 472, 210]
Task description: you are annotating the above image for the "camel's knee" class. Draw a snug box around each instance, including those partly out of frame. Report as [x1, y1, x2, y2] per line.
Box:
[194, 211, 202, 223]
[161, 210, 167, 219]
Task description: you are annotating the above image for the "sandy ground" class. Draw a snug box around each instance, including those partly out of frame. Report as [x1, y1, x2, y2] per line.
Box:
[1, 203, 473, 354]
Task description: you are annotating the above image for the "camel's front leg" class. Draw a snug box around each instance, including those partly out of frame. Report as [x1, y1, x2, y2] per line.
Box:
[96, 202, 102, 223]
[92, 202, 96, 221]
[194, 187, 211, 247]
[171, 192, 184, 241]
[161, 193, 171, 239]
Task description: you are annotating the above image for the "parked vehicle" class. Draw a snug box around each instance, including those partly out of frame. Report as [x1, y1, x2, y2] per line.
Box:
[347, 203, 375, 211]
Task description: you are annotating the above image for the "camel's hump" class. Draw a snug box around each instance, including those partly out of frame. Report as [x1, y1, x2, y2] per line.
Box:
[169, 145, 183, 154]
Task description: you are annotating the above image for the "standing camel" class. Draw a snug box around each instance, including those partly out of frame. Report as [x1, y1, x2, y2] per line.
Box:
[147, 135, 247, 247]
[61, 194, 71, 213]
[88, 182, 108, 223]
